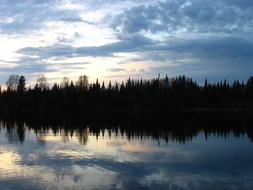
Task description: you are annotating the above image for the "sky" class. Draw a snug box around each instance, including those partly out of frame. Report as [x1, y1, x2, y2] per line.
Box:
[0, 0, 252, 85]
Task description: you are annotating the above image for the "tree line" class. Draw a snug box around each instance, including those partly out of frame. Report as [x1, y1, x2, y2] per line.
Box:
[0, 74, 253, 120]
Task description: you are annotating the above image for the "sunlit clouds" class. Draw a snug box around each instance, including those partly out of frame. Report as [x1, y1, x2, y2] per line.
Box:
[0, 0, 252, 85]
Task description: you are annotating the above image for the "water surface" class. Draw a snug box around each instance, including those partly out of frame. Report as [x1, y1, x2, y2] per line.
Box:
[0, 121, 253, 190]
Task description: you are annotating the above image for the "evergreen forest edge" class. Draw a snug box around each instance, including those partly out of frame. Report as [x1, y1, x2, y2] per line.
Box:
[0, 74, 253, 121]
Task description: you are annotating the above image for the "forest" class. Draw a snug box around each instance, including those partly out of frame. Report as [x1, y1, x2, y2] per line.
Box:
[0, 74, 253, 121]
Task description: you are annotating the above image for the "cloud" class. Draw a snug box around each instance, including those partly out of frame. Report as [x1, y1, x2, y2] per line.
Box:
[108, 68, 127, 72]
[0, 55, 90, 85]
[1, 0, 253, 83]
[0, 0, 93, 34]
[18, 35, 253, 63]
[17, 34, 155, 58]
[16, 33, 253, 82]
[111, 0, 253, 35]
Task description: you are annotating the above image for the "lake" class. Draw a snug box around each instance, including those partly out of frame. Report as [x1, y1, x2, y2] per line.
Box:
[0, 119, 253, 190]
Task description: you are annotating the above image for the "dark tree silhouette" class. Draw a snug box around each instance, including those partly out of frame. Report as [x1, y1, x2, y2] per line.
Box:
[0, 74, 253, 121]
[76, 75, 88, 89]
[17, 75, 26, 94]
[36, 74, 48, 90]
[6, 74, 20, 91]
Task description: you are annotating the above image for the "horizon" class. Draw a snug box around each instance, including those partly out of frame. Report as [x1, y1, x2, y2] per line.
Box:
[0, 72, 252, 89]
[0, 73, 252, 90]
[0, 0, 252, 85]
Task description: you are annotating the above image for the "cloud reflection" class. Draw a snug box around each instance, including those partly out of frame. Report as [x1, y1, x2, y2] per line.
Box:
[0, 124, 253, 189]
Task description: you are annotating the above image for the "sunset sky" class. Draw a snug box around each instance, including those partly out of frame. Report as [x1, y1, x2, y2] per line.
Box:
[0, 0, 252, 85]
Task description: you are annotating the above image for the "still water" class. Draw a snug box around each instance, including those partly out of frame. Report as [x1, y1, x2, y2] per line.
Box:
[0, 121, 253, 190]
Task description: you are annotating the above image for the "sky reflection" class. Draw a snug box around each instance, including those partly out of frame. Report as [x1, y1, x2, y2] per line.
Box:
[0, 125, 253, 190]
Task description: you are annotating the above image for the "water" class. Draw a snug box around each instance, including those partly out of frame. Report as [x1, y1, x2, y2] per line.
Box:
[0, 121, 253, 190]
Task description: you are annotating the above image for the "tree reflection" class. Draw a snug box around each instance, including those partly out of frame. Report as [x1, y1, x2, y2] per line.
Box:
[4, 121, 25, 144]
[1, 112, 253, 145]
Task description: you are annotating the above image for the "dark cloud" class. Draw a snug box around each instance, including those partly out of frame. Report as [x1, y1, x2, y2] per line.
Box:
[18, 34, 155, 58]
[0, 0, 92, 33]
[18, 35, 253, 62]
[111, 0, 253, 35]
[162, 36, 253, 59]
